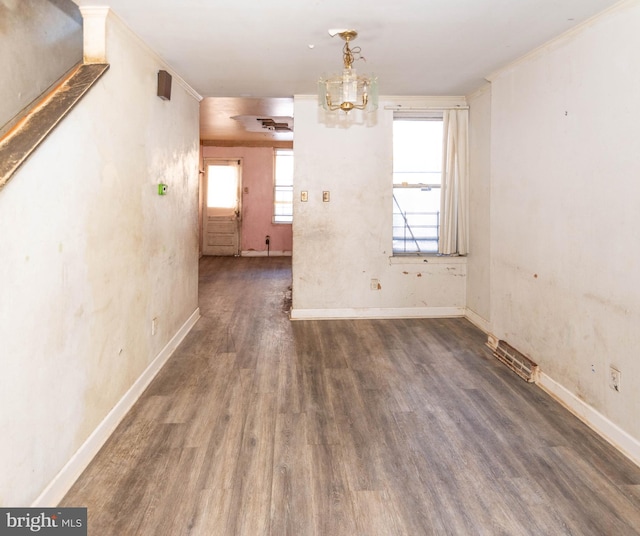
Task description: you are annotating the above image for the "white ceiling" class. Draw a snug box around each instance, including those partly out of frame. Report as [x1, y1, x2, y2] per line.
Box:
[71, 0, 622, 143]
[72, 0, 621, 98]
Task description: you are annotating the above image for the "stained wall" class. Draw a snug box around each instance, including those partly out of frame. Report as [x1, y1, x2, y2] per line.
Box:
[0, 0, 83, 131]
[489, 1, 640, 444]
[0, 11, 200, 505]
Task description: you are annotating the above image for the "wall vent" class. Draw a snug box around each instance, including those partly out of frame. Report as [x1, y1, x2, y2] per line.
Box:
[492, 339, 539, 383]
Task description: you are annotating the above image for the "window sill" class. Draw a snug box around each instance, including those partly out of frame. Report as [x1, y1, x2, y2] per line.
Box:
[389, 254, 467, 265]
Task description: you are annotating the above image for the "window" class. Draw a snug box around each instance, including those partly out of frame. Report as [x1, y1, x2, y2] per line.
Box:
[392, 115, 443, 254]
[206, 160, 240, 214]
[273, 148, 293, 223]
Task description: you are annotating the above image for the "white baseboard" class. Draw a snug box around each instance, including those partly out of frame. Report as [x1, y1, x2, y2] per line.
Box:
[241, 250, 292, 257]
[32, 307, 201, 507]
[538, 372, 640, 468]
[290, 306, 465, 320]
[464, 308, 490, 334]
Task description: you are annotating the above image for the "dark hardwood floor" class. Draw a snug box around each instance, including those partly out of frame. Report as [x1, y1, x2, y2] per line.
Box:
[61, 256, 640, 535]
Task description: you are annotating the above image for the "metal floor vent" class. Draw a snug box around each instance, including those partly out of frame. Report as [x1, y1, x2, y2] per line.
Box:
[493, 340, 539, 383]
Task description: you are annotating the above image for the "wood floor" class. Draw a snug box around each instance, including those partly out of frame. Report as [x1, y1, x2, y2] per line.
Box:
[61, 256, 640, 535]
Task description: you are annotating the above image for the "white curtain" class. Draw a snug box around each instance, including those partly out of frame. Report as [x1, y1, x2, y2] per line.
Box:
[439, 109, 469, 255]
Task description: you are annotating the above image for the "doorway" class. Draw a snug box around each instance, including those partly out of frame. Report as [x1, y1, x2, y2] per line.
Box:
[202, 158, 242, 256]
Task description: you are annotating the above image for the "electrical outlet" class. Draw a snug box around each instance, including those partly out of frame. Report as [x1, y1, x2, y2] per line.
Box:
[609, 366, 621, 392]
[370, 278, 380, 290]
[152, 317, 158, 336]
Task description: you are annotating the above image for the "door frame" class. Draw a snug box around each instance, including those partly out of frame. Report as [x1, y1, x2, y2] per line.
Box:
[201, 157, 243, 256]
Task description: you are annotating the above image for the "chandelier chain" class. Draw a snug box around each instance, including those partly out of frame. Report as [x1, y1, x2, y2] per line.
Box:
[343, 42, 365, 70]
[318, 29, 378, 114]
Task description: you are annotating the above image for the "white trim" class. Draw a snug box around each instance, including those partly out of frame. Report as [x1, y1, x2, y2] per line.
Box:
[383, 96, 467, 108]
[485, 0, 635, 84]
[385, 105, 469, 111]
[290, 306, 465, 321]
[538, 372, 640, 468]
[389, 255, 467, 265]
[464, 308, 490, 334]
[466, 82, 492, 102]
[79, 6, 109, 64]
[32, 308, 201, 507]
[241, 250, 292, 257]
[293, 94, 467, 108]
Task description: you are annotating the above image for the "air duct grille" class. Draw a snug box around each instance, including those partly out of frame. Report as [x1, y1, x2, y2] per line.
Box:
[492, 340, 539, 383]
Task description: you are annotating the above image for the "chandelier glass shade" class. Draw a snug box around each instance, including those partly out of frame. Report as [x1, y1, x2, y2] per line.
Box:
[318, 30, 378, 114]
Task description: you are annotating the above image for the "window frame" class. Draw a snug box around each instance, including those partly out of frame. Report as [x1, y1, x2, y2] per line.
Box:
[273, 148, 293, 224]
[392, 112, 444, 256]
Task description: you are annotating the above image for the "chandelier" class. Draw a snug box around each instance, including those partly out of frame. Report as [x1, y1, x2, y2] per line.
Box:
[318, 30, 378, 114]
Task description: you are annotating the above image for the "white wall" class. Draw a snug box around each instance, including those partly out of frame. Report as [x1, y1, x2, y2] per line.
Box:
[466, 85, 492, 329]
[0, 12, 200, 505]
[291, 96, 467, 319]
[489, 1, 640, 444]
[0, 0, 83, 130]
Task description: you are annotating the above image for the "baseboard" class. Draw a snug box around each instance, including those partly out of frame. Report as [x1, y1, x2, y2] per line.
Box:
[290, 306, 465, 320]
[241, 250, 291, 257]
[464, 308, 490, 334]
[32, 307, 201, 507]
[538, 372, 640, 468]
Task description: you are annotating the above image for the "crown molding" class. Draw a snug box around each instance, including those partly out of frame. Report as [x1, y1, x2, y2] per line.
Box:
[486, 0, 635, 84]
[106, 9, 202, 102]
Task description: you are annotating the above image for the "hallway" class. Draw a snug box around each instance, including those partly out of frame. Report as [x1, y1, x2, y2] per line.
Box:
[61, 256, 640, 535]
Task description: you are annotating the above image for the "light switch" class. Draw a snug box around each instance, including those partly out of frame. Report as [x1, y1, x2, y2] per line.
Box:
[301, 191, 308, 202]
[322, 191, 330, 202]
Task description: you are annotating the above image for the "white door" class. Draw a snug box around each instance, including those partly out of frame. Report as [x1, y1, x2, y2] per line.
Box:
[203, 159, 241, 256]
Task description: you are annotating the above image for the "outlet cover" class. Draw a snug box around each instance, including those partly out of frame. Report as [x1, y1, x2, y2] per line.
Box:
[609, 366, 621, 392]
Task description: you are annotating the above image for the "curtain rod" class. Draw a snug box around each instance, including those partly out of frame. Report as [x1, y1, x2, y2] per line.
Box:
[384, 105, 469, 111]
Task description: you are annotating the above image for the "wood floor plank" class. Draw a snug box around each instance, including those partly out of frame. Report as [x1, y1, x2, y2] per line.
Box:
[276, 349, 303, 415]
[188, 488, 233, 536]
[302, 366, 342, 446]
[325, 367, 387, 492]
[224, 390, 277, 536]
[60, 256, 640, 536]
[307, 442, 358, 536]
[196, 368, 254, 492]
[352, 489, 408, 536]
[269, 412, 314, 536]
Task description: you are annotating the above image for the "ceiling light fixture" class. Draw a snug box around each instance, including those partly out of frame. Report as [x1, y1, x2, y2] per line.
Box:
[318, 30, 378, 114]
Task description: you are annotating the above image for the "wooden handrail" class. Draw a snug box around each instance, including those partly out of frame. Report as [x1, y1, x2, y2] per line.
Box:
[0, 62, 109, 191]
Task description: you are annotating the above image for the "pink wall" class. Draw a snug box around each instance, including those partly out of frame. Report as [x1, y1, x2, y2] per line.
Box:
[201, 146, 292, 254]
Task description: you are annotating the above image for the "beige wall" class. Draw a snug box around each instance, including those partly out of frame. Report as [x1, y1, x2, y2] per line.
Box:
[488, 1, 640, 445]
[0, 12, 200, 505]
[291, 96, 467, 319]
[466, 85, 492, 328]
[0, 0, 82, 131]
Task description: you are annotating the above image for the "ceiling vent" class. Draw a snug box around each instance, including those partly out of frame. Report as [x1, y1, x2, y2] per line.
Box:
[231, 114, 293, 135]
[257, 118, 292, 132]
